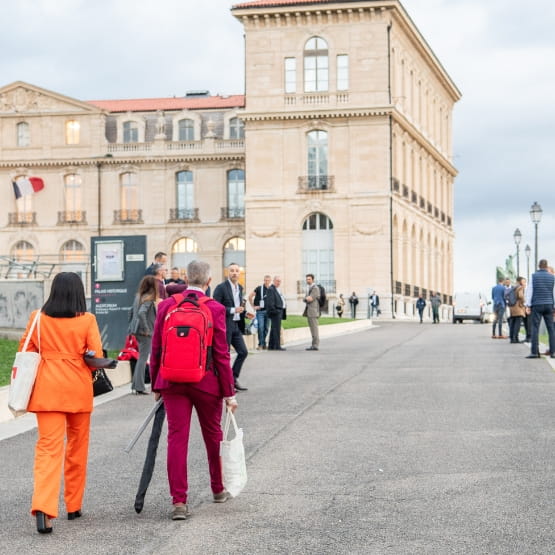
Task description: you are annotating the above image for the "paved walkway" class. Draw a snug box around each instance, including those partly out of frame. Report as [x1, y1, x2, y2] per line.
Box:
[0, 322, 554, 554]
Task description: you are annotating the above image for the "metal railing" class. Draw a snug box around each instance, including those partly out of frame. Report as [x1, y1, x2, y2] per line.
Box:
[297, 175, 335, 192]
[169, 208, 199, 222]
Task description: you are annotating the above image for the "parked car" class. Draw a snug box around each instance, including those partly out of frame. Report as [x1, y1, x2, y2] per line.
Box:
[452, 291, 490, 323]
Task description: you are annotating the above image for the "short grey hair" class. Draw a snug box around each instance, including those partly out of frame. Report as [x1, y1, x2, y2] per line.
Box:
[187, 260, 211, 287]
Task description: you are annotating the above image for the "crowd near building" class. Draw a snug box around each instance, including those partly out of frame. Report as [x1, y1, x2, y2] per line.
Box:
[0, 0, 459, 319]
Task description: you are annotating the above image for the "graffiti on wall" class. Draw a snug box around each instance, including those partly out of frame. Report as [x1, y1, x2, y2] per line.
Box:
[0, 281, 44, 328]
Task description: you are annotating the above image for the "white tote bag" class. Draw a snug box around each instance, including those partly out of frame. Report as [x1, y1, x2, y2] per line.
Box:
[8, 311, 41, 418]
[220, 409, 247, 497]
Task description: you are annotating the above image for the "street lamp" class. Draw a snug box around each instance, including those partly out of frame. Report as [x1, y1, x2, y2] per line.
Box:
[513, 228, 522, 277]
[529, 201, 543, 270]
[524, 244, 531, 282]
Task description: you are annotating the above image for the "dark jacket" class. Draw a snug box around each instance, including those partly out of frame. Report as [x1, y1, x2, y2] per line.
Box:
[265, 285, 284, 316]
[213, 280, 246, 342]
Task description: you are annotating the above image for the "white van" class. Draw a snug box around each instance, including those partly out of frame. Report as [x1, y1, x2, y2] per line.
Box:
[452, 291, 490, 323]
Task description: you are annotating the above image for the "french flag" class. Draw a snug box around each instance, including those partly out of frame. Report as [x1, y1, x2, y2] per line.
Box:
[12, 177, 45, 199]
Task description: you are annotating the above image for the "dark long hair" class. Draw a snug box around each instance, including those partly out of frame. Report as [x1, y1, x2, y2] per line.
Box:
[42, 272, 87, 317]
[137, 275, 159, 303]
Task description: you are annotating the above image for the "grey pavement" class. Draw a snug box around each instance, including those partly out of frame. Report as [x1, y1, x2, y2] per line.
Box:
[0, 322, 554, 554]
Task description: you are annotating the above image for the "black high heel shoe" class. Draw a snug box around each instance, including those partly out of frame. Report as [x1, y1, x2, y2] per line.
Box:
[36, 511, 52, 534]
[67, 510, 82, 520]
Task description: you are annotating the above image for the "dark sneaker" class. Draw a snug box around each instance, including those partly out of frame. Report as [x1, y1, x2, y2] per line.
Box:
[213, 490, 230, 503]
[171, 504, 191, 520]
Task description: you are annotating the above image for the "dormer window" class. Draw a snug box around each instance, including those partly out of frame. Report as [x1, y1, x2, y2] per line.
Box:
[123, 121, 139, 143]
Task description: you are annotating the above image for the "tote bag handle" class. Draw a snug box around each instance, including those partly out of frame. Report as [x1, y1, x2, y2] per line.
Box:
[21, 310, 41, 354]
[223, 408, 240, 440]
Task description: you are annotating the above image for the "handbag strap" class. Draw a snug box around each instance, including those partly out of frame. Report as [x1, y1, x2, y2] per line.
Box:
[223, 408, 239, 440]
[21, 310, 40, 353]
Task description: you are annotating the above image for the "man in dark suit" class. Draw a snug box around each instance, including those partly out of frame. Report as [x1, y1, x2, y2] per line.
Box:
[213, 262, 249, 391]
[265, 275, 286, 351]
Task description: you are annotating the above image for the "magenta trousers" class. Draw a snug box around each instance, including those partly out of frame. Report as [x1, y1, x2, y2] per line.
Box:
[162, 386, 224, 504]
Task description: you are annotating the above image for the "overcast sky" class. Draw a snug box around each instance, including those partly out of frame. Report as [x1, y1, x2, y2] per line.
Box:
[2, 0, 554, 295]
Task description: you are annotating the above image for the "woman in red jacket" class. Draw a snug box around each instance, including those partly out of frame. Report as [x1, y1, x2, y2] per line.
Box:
[19, 272, 104, 534]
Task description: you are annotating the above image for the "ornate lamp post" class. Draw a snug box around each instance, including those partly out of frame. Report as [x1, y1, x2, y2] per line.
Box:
[529, 202, 543, 270]
[524, 244, 531, 282]
[513, 228, 522, 277]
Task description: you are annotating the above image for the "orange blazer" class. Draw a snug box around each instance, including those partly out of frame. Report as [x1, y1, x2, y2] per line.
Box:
[19, 310, 104, 413]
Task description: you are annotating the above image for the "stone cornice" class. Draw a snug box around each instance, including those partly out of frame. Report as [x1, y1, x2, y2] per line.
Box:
[0, 153, 245, 169]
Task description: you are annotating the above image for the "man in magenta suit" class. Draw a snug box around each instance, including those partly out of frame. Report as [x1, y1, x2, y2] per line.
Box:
[150, 260, 238, 521]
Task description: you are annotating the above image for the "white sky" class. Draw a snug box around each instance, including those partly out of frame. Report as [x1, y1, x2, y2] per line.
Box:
[2, 0, 554, 296]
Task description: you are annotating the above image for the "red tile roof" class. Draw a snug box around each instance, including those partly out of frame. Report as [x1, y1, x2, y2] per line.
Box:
[86, 94, 245, 113]
[233, 0, 355, 8]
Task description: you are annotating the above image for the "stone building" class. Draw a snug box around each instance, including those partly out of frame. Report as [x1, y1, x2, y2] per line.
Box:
[0, 0, 460, 318]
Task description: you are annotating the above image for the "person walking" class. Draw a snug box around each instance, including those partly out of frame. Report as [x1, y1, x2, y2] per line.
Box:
[266, 275, 286, 350]
[213, 262, 250, 391]
[416, 294, 426, 323]
[370, 292, 380, 317]
[491, 278, 507, 338]
[348, 292, 359, 319]
[524, 259, 555, 358]
[149, 260, 238, 520]
[18, 272, 105, 534]
[303, 274, 321, 351]
[430, 291, 442, 324]
[509, 277, 526, 343]
[129, 275, 159, 394]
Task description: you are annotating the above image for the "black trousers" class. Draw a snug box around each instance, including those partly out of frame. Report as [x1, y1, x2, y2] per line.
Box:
[229, 321, 248, 379]
[268, 310, 282, 349]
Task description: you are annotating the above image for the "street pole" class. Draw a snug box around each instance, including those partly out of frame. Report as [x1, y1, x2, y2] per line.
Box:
[529, 202, 542, 271]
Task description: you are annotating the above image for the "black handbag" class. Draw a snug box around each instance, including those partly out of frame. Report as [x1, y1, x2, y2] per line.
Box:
[92, 368, 114, 396]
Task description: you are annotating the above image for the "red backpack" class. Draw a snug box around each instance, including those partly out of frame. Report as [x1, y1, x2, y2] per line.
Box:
[160, 293, 214, 383]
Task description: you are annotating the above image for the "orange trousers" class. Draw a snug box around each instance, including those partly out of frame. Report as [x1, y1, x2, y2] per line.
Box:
[32, 411, 91, 519]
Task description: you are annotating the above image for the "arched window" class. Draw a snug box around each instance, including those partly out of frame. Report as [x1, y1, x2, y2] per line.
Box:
[123, 121, 139, 143]
[9, 240, 35, 278]
[172, 237, 199, 270]
[307, 130, 328, 189]
[304, 37, 328, 92]
[223, 237, 246, 285]
[229, 117, 244, 139]
[60, 239, 87, 281]
[176, 171, 195, 219]
[227, 169, 245, 218]
[17, 122, 30, 147]
[178, 119, 195, 141]
[302, 213, 334, 291]
[65, 120, 80, 145]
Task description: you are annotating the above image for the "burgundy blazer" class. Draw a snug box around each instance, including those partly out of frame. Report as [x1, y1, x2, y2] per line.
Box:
[150, 292, 235, 398]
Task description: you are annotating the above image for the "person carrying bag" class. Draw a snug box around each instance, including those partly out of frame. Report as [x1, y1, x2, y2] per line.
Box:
[17, 272, 106, 535]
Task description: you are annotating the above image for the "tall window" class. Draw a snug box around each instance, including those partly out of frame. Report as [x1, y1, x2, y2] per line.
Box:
[14, 175, 33, 216]
[172, 237, 198, 270]
[17, 122, 30, 147]
[123, 121, 139, 143]
[304, 37, 328, 92]
[337, 54, 349, 90]
[9, 240, 35, 279]
[64, 174, 82, 217]
[307, 130, 328, 189]
[223, 237, 246, 286]
[302, 213, 334, 289]
[227, 169, 245, 218]
[229, 117, 244, 139]
[176, 171, 194, 218]
[285, 57, 297, 93]
[65, 120, 80, 144]
[120, 172, 138, 216]
[178, 119, 195, 141]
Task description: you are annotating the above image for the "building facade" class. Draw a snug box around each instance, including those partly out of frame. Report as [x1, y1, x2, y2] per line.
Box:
[0, 0, 459, 318]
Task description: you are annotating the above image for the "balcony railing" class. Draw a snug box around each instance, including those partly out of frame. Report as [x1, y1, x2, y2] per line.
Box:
[113, 209, 143, 224]
[8, 212, 36, 225]
[169, 208, 199, 223]
[297, 175, 335, 192]
[57, 210, 87, 224]
[221, 207, 244, 220]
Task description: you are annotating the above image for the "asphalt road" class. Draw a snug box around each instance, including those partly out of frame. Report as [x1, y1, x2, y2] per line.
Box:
[0, 322, 554, 554]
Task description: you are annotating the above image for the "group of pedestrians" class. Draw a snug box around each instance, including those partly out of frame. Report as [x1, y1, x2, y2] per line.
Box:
[491, 259, 555, 359]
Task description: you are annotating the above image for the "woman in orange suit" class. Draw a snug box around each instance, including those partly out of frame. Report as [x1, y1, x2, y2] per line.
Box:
[19, 272, 104, 534]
